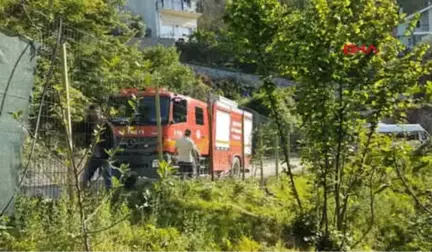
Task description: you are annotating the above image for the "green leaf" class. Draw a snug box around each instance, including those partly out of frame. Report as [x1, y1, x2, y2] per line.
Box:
[9, 110, 23, 120]
[128, 99, 136, 110]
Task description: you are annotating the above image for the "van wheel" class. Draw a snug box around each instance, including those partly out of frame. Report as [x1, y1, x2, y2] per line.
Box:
[230, 157, 241, 178]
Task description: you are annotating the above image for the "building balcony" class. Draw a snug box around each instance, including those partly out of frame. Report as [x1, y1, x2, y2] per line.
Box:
[157, 0, 201, 18]
[159, 32, 190, 42]
[159, 24, 194, 40]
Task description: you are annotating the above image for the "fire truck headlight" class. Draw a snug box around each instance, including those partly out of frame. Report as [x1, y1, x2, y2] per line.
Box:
[163, 139, 176, 148]
[152, 159, 159, 168]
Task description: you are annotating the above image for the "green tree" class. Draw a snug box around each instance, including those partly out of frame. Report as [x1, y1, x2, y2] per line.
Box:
[197, 0, 227, 31]
[280, 0, 308, 9]
[0, 0, 206, 123]
[226, 0, 432, 249]
[225, 0, 303, 211]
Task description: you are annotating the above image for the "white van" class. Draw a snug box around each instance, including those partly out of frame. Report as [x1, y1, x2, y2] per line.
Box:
[374, 123, 429, 146]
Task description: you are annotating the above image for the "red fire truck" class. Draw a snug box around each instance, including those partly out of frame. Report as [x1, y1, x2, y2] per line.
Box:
[108, 88, 253, 178]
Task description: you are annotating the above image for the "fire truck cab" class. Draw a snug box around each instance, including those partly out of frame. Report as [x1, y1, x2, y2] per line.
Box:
[108, 88, 253, 178]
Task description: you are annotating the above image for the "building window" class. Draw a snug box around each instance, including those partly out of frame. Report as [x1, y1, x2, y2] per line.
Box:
[417, 20, 421, 28]
[195, 107, 204, 125]
[160, 24, 175, 38]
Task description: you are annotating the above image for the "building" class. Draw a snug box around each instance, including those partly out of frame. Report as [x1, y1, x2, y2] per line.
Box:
[125, 0, 201, 45]
[397, 2, 432, 48]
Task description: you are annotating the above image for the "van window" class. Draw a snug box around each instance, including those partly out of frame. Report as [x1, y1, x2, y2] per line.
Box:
[195, 107, 204, 125]
[391, 131, 423, 141]
[173, 99, 187, 123]
[420, 132, 427, 141]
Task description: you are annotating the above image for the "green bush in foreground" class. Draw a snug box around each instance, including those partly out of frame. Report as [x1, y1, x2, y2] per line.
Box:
[1, 172, 431, 251]
[0, 176, 302, 251]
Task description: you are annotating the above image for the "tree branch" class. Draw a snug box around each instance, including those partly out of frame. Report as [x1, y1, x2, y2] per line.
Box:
[351, 165, 377, 248]
[393, 154, 432, 215]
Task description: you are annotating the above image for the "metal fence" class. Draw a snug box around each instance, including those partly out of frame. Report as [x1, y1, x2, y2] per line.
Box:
[245, 109, 301, 182]
[7, 14, 109, 200]
[20, 17, 79, 198]
[157, 0, 198, 13]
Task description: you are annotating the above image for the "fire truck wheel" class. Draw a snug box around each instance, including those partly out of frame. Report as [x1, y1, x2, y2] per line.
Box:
[230, 157, 241, 178]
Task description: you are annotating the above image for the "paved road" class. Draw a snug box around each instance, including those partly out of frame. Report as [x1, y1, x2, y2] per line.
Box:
[248, 157, 303, 178]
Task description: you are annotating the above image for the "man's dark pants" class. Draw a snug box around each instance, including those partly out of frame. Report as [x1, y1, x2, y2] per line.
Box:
[178, 161, 196, 178]
[83, 157, 113, 189]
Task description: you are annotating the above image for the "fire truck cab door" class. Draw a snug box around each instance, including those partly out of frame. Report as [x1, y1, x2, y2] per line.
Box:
[190, 104, 209, 155]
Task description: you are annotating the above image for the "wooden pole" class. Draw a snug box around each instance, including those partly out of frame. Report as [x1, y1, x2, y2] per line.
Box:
[207, 93, 214, 181]
[154, 77, 163, 161]
[241, 111, 246, 180]
[61, 43, 73, 152]
[60, 23, 91, 251]
[275, 130, 279, 178]
[61, 43, 74, 197]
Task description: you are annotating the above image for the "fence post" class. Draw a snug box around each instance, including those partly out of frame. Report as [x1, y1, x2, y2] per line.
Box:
[60, 42, 74, 198]
[154, 76, 163, 162]
[275, 130, 279, 178]
[287, 122, 291, 173]
[241, 110, 245, 181]
[259, 126, 264, 187]
[207, 93, 214, 181]
[253, 128, 259, 178]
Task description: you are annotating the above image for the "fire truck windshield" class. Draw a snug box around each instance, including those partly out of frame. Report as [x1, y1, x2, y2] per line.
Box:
[108, 96, 170, 125]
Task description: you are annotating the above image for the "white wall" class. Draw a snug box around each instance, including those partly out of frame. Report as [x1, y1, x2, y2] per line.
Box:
[159, 13, 197, 39]
[429, 8, 432, 32]
[125, 0, 200, 40]
[125, 0, 159, 37]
